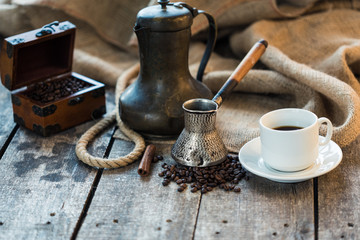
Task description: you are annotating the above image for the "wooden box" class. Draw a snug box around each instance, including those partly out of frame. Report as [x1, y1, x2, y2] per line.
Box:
[0, 21, 106, 136]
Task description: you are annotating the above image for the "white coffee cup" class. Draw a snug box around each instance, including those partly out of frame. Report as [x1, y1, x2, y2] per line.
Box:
[259, 108, 333, 172]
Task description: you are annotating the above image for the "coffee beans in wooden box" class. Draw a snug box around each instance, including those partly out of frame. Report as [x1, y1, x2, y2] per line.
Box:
[0, 21, 106, 136]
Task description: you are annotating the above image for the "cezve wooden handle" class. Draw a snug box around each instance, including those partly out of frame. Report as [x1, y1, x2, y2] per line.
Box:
[212, 39, 268, 106]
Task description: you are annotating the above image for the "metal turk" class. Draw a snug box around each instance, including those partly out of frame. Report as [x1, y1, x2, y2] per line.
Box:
[171, 40, 268, 167]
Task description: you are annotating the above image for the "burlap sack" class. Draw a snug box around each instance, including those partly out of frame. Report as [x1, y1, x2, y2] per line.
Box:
[214, 8, 360, 150]
[1, 0, 360, 153]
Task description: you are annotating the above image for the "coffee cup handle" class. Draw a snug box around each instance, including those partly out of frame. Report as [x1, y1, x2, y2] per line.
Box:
[318, 117, 333, 146]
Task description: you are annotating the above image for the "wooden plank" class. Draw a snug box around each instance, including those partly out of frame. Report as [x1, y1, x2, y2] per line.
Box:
[194, 169, 315, 239]
[0, 88, 115, 239]
[318, 135, 360, 239]
[77, 141, 202, 240]
[0, 83, 17, 150]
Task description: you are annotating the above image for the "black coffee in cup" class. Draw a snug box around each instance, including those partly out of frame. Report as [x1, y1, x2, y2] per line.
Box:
[260, 108, 333, 171]
[273, 126, 303, 131]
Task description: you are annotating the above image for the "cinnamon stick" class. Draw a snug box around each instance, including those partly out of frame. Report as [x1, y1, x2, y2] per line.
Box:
[138, 144, 156, 176]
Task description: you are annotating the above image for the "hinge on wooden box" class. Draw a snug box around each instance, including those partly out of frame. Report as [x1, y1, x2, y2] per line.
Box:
[6, 38, 24, 58]
[36, 21, 59, 37]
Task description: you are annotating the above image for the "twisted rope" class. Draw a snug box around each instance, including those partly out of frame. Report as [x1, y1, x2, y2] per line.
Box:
[75, 63, 145, 168]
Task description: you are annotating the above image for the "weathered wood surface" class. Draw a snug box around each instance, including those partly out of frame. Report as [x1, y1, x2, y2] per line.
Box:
[0, 83, 360, 239]
[195, 175, 314, 239]
[77, 140, 202, 240]
[0, 87, 115, 240]
[318, 135, 360, 239]
[0, 83, 16, 152]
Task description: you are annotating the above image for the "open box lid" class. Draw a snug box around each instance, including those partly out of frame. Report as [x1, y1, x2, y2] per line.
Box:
[0, 21, 76, 90]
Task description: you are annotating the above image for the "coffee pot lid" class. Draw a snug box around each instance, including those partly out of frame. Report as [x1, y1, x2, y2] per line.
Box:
[135, 0, 195, 31]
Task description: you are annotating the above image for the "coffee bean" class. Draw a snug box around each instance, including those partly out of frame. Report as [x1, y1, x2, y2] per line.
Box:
[234, 187, 241, 193]
[158, 155, 248, 194]
[26, 76, 91, 104]
[208, 183, 217, 187]
[214, 174, 222, 181]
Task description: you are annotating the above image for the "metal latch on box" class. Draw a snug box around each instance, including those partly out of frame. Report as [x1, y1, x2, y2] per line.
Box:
[36, 21, 59, 37]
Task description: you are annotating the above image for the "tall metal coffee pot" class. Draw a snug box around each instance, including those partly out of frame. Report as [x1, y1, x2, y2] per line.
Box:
[119, 0, 217, 138]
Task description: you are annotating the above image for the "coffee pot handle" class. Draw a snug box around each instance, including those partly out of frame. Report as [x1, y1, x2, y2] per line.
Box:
[175, 3, 217, 81]
[195, 10, 217, 82]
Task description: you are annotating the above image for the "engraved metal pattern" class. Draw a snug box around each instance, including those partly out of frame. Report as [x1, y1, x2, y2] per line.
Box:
[4, 74, 11, 89]
[32, 124, 43, 136]
[91, 105, 106, 119]
[36, 21, 59, 37]
[32, 104, 57, 117]
[33, 124, 61, 136]
[13, 114, 25, 126]
[68, 96, 84, 106]
[36, 29, 52, 37]
[59, 23, 74, 31]
[7, 38, 25, 58]
[10, 38, 25, 44]
[171, 110, 228, 167]
[11, 95, 21, 106]
[6, 42, 12, 59]
[44, 124, 61, 136]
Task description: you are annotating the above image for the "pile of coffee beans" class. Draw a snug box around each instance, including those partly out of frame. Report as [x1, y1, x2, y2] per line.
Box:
[158, 155, 248, 194]
[26, 76, 91, 103]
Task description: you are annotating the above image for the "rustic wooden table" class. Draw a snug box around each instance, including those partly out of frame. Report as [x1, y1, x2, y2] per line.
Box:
[0, 83, 359, 240]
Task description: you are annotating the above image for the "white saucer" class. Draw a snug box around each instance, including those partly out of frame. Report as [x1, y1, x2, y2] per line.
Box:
[239, 137, 343, 183]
